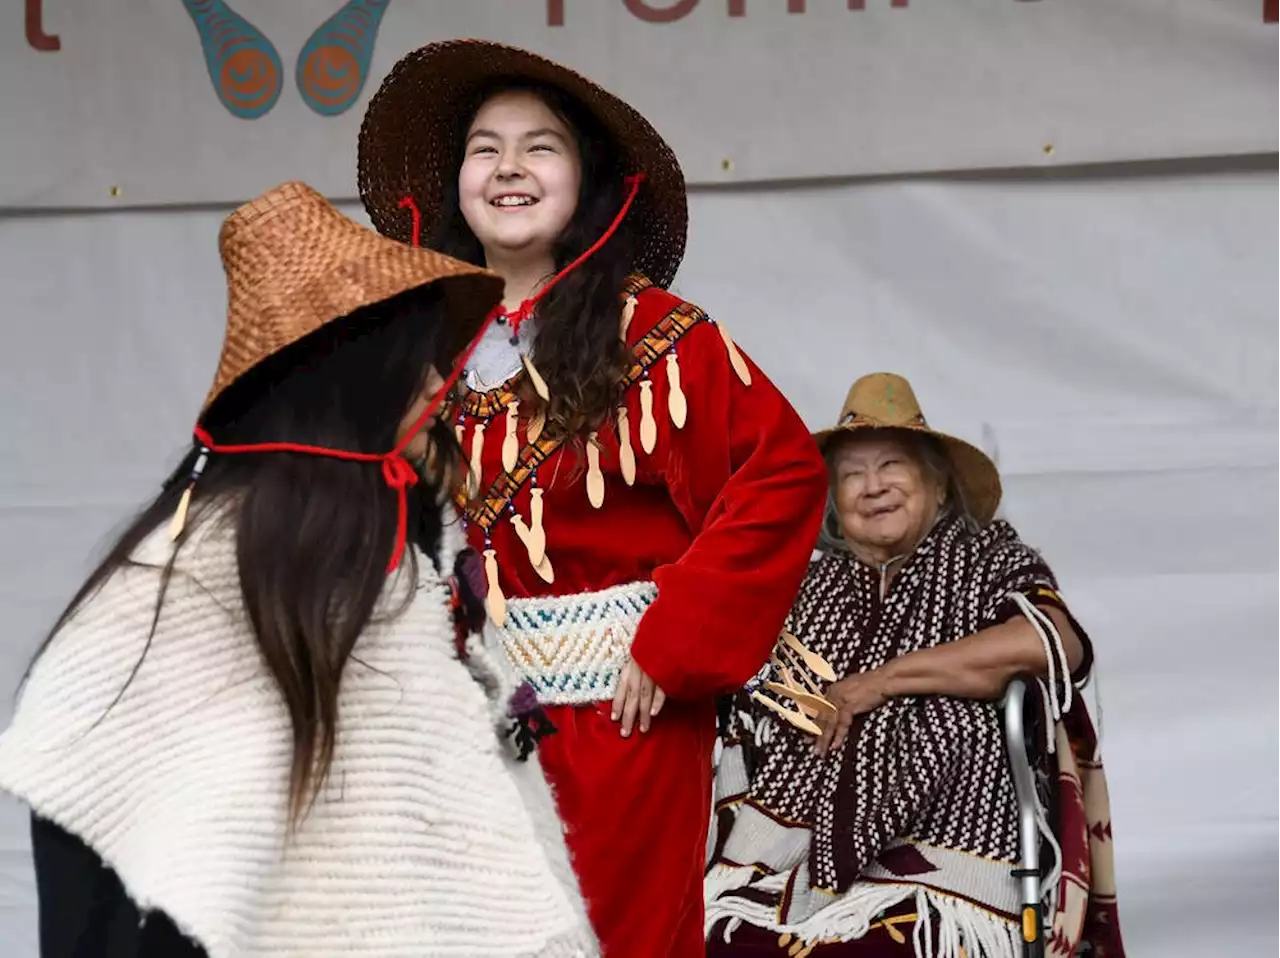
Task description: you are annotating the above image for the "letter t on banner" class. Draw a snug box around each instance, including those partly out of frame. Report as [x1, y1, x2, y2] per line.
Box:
[729, 0, 808, 12]
[26, 0, 61, 51]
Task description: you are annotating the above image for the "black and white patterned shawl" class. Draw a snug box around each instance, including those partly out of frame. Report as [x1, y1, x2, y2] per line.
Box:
[726, 514, 1060, 893]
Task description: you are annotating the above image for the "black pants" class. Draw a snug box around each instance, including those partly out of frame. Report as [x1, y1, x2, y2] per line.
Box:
[30, 815, 206, 958]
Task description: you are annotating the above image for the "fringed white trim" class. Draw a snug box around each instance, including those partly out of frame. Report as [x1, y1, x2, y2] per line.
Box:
[923, 890, 1023, 958]
[706, 874, 1021, 958]
[737, 709, 777, 748]
[1009, 592, 1072, 754]
[704, 863, 760, 917]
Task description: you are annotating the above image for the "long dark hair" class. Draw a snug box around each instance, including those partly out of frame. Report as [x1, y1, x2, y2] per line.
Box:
[30, 284, 466, 822]
[429, 80, 636, 440]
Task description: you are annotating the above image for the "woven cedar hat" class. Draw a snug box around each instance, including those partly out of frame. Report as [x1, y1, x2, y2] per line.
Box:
[812, 373, 1003, 524]
[203, 180, 503, 416]
[357, 39, 688, 288]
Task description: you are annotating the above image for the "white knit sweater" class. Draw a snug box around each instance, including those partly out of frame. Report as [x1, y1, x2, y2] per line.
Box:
[0, 511, 597, 957]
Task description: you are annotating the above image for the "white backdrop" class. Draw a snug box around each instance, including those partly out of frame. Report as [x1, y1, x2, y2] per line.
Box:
[0, 159, 1275, 955]
[3, 0, 1275, 205]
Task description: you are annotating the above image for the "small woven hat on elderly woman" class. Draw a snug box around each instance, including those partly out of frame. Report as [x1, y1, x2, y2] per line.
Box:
[811, 372, 1003, 525]
[176, 180, 503, 570]
[357, 38, 688, 288]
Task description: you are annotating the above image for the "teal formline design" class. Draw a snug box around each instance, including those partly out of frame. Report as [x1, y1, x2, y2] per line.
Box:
[296, 0, 392, 117]
[181, 0, 283, 120]
[526, 669, 626, 700]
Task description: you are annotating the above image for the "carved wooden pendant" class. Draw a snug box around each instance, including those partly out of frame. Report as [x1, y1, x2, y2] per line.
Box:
[484, 548, 506, 626]
[468, 421, 485, 490]
[510, 512, 539, 570]
[639, 380, 657, 454]
[586, 433, 605, 508]
[617, 406, 636, 486]
[532, 551, 555, 584]
[169, 485, 194, 541]
[750, 690, 821, 735]
[502, 400, 520, 472]
[522, 353, 550, 400]
[620, 295, 638, 340]
[781, 630, 836, 682]
[666, 352, 687, 429]
[718, 322, 752, 386]
[528, 487, 547, 566]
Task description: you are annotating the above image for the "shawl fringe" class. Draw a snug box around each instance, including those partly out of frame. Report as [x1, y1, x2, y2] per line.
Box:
[707, 865, 1022, 958]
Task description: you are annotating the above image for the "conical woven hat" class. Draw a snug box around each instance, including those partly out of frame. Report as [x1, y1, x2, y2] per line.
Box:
[811, 372, 1002, 524]
[358, 39, 687, 289]
[203, 181, 503, 415]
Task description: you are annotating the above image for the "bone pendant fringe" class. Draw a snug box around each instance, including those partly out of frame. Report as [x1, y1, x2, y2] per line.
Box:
[617, 407, 636, 486]
[468, 422, 485, 490]
[586, 433, 605, 508]
[639, 381, 658, 453]
[781, 630, 837, 682]
[169, 485, 194, 541]
[666, 352, 687, 428]
[719, 322, 753, 386]
[751, 690, 821, 735]
[528, 488, 547, 566]
[502, 400, 519, 472]
[533, 551, 555, 584]
[483, 548, 506, 626]
[620, 295, 638, 340]
[510, 513, 540, 569]
[522, 354, 550, 400]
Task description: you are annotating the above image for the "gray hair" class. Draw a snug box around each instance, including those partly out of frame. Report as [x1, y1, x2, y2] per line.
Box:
[815, 430, 977, 554]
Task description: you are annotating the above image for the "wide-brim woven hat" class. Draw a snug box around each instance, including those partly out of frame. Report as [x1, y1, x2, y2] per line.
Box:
[357, 39, 688, 289]
[812, 372, 1003, 524]
[203, 181, 503, 416]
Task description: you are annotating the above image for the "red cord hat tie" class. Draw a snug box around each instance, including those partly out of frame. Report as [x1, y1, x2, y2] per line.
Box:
[175, 318, 484, 573]
[174, 175, 645, 574]
[490, 173, 645, 339]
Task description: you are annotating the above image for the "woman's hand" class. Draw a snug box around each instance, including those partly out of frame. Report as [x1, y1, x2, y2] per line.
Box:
[815, 669, 890, 755]
[611, 657, 667, 738]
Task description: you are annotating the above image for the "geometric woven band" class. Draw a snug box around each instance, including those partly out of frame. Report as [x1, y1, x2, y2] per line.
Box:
[494, 581, 658, 706]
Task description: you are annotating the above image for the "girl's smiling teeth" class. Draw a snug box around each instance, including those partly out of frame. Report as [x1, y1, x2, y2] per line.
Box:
[491, 194, 538, 208]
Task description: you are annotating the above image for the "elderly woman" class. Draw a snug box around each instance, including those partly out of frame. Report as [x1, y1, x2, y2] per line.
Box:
[704, 373, 1125, 958]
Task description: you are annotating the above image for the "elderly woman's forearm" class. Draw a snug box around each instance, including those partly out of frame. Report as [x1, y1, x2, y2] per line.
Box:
[879, 609, 1084, 701]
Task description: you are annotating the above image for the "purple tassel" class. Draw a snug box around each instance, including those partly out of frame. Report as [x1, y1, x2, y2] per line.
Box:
[504, 682, 557, 761]
[508, 681, 540, 718]
[451, 548, 487, 634]
[460, 549, 487, 599]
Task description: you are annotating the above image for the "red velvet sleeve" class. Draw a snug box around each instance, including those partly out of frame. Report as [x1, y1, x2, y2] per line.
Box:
[627, 317, 827, 700]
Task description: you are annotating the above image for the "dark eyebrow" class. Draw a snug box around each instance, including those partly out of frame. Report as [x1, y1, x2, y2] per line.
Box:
[522, 128, 569, 144]
[464, 127, 569, 145]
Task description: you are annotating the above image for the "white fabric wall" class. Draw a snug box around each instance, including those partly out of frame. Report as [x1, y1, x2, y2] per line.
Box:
[0, 163, 1275, 955]
[7, 0, 1274, 205]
